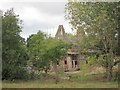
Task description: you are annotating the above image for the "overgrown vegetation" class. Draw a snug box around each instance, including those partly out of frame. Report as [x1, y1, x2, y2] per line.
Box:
[65, 2, 120, 81]
[2, 9, 28, 80]
[1, 1, 119, 88]
[2, 9, 70, 81]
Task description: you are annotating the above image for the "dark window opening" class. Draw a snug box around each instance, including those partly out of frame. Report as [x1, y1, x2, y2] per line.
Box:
[72, 61, 73, 65]
[75, 61, 77, 65]
[57, 61, 59, 65]
[64, 60, 67, 64]
[71, 55, 77, 60]
[72, 61, 74, 68]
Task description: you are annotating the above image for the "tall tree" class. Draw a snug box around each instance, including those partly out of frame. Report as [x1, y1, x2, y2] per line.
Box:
[65, 2, 119, 81]
[26, 31, 47, 68]
[2, 9, 28, 80]
[43, 38, 68, 83]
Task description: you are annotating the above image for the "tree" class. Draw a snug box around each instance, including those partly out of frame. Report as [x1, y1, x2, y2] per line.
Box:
[65, 2, 119, 81]
[2, 8, 28, 80]
[26, 31, 49, 73]
[27, 31, 69, 83]
[27, 32, 69, 76]
[43, 38, 68, 84]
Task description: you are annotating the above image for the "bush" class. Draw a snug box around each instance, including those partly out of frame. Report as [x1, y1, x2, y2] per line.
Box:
[14, 67, 30, 80]
[113, 71, 120, 82]
[69, 74, 95, 81]
[87, 56, 97, 65]
[31, 72, 41, 80]
[11, 67, 41, 80]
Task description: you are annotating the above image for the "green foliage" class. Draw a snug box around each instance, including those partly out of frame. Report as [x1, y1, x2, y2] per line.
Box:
[41, 38, 68, 83]
[46, 39, 68, 62]
[79, 59, 98, 77]
[27, 32, 47, 71]
[87, 56, 97, 65]
[69, 74, 96, 81]
[97, 53, 115, 81]
[2, 8, 28, 80]
[65, 2, 119, 52]
[27, 31, 46, 65]
[98, 54, 114, 68]
[65, 2, 119, 81]
[65, 33, 74, 44]
[27, 31, 69, 73]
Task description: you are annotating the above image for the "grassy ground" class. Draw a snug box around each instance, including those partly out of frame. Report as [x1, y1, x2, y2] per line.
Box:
[2, 73, 118, 89]
[2, 80, 118, 88]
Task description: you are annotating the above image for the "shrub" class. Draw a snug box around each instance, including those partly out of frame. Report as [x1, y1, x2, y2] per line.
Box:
[87, 56, 97, 65]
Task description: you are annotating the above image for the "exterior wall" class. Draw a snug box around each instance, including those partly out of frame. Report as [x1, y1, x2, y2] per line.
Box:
[66, 55, 72, 70]
[65, 54, 81, 71]
[49, 54, 82, 72]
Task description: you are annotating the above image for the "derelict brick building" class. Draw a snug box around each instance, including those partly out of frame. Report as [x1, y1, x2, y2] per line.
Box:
[55, 25, 85, 71]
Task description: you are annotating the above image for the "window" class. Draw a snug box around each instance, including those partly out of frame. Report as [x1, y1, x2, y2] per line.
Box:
[75, 61, 77, 65]
[64, 60, 67, 64]
[71, 55, 78, 68]
[71, 55, 77, 60]
[57, 61, 59, 65]
[72, 61, 74, 68]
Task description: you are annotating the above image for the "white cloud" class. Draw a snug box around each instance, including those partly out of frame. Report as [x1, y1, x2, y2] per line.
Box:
[0, 1, 72, 39]
[0, 0, 68, 2]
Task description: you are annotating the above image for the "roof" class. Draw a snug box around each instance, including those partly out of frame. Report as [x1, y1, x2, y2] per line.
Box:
[55, 25, 65, 39]
[67, 49, 79, 55]
[81, 49, 97, 53]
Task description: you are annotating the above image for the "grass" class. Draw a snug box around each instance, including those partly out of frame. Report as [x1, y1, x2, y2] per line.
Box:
[2, 79, 118, 88]
[2, 72, 119, 88]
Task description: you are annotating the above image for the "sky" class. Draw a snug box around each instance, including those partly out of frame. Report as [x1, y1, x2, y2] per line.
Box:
[0, 0, 74, 40]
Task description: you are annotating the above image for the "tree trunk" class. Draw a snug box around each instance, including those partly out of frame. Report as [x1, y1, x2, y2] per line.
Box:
[106, 53, 113, 81]
[53, 62, 59, 84]
[118, 28, 120, 56]
[106, 66, 112, 81]
[118, 8, 120, 55]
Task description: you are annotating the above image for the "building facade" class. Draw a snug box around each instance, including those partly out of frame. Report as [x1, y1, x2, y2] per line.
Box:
[55, 25, 84, 71]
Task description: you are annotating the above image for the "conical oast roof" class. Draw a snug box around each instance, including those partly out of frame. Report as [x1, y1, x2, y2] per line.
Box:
[55, 25, 65, 39]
